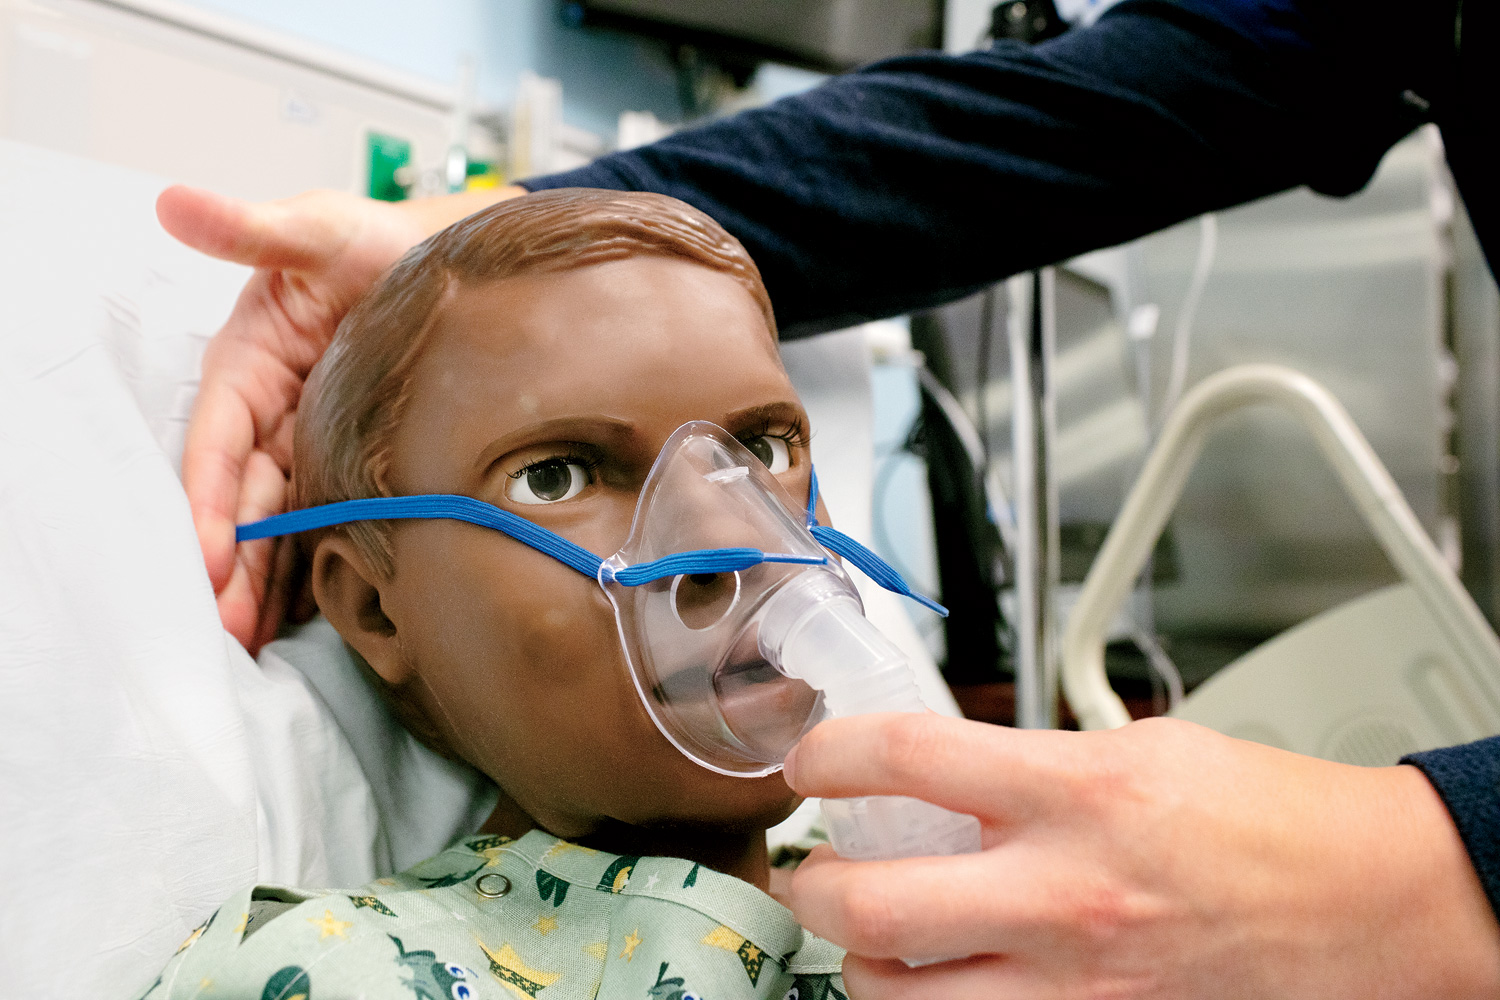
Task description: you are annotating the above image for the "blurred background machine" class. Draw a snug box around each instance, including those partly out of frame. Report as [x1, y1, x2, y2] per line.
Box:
[895, 126, 1500, 722]
[568, 0, 941, 74]
[0, 0, 459, 200]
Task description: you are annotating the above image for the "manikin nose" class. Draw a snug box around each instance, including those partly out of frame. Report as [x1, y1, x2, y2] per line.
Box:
[661, 467, 766, 630]
[680, 464, 769, 550]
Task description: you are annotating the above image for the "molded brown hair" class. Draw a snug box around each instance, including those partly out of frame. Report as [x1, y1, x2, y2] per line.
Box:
[293, 188, 778, 577]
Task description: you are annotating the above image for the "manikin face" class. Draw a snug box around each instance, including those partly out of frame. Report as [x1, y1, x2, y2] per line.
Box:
[361, 255, 811, 842]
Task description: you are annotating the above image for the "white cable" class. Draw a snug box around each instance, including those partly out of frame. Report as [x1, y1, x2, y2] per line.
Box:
[915, 365, 986, 470]
[1157, 213, 1218, 429]
[914, 365, 1019, 559]
[1128, 625, 1185, 712]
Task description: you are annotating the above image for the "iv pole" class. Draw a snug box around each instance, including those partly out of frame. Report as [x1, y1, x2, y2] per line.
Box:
[1008, 268, 1061, 729]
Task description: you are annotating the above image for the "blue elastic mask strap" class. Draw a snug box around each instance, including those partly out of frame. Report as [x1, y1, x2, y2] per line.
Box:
[235, 495, 605, 578]
[235, 467, 947, 614]
[811, 525, 949, 617]
[610, 550, 827, 586]
[235, 496, 828, 587]
[803, 466, 948, 617]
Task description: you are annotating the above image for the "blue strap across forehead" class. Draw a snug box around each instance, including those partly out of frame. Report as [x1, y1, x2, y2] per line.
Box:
[236, 466, 947, 616]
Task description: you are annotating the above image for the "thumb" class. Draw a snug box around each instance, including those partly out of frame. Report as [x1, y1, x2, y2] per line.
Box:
[156, 185, 343, 272]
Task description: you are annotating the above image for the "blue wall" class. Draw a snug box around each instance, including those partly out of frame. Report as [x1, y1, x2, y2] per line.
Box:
[182, 0, 684, 137]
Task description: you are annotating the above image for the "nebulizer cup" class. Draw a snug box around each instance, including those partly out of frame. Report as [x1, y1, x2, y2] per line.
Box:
[756, 569, 983, 864]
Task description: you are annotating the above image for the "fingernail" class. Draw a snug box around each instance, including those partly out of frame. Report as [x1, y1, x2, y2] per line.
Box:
[782, 745, 799, 787]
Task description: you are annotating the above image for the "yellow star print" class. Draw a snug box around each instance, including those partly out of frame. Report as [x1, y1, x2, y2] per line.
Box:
[619, 929, 643, 962]
[533, 915, 559, 936]
[231, 912, 248, 935]
[542, 840, 597, 862]
[481, 847, 507, 867]
[175, 923, 206, 953]
[307, 909, 352, 940]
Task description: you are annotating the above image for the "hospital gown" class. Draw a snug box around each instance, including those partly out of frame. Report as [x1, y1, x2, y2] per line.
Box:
[139, 829, 846, 1000]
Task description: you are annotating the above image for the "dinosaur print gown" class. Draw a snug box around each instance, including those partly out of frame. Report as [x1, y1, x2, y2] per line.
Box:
[139, 829, 848, 1000]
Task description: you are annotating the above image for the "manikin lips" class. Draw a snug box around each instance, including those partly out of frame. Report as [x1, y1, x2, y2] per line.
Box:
[712, 629, 821, 757]
[649, 633, 785, 708]
[645, 627, 820, 763]
[711, 625, 784, 703]
[712, 652, 782, 694]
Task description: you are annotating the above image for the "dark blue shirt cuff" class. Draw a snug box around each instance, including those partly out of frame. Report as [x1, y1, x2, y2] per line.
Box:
[1404, 736, 1500, 917]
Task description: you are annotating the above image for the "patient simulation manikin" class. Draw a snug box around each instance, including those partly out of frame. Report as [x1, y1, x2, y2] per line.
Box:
[145, 190, 877, 1000]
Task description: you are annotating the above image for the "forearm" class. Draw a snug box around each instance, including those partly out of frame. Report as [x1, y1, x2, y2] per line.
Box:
[523, 0, 1434, 334]
[1377, 763, 1500, 997]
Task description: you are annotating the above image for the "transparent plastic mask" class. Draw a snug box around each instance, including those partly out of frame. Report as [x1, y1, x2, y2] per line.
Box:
[599, 420, 853, 776]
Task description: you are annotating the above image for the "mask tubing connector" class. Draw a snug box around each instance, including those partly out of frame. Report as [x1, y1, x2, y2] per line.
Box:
[757, 571, 983, 935]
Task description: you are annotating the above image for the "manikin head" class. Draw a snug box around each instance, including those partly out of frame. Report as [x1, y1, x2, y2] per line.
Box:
[295, 189, 814, 857]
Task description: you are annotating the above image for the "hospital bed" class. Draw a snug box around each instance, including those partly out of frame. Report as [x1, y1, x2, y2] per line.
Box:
[0, 136, 957, 999]
[1062, 365, 1500, 758]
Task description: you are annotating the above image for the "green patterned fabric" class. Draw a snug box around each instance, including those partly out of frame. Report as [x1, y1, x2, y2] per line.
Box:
[140, 830, 846, 1000]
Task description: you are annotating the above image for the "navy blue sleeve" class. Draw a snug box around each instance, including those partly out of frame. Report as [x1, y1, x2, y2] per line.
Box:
[523, 0, 1448, 335]
[1404, 739, 1500, 916]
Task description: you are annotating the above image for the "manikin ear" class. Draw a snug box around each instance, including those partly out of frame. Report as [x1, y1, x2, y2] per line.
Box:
[310, 534, 414, 687]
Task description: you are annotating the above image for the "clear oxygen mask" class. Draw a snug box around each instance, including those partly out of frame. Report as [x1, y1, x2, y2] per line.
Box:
[602, 422, 981, 869]
[601, 421, 834, 777]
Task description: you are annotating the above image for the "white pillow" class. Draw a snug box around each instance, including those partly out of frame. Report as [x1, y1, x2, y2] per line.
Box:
[0, 139, 493, 1000]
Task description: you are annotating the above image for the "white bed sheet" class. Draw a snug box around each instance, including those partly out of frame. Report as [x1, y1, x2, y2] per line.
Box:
[0, 138, 957, 1000]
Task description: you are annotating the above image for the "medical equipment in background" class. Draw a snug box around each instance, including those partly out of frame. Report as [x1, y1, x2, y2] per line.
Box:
[918, 0, 1088, 730]
[0, 0, 457, 200]
[1004, 268, 1062, 728]
[917, 1, 1476, 720]
[507, 70, 609, 181]
[1131, 133, 1459, 648]
[909, 264, 1156, 706]
[0, 0, 611, 215]
[1062, 365, 1500, 764]
[567, 0, 942, 76]
[898, 123, 1470, 726]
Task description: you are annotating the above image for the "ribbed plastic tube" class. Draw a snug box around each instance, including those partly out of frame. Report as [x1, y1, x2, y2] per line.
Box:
[758, 573, 983, 863]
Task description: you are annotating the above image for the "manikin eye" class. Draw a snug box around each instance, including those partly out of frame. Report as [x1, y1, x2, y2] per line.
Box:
[743, 435, 791, 475]
[509, 459, 590, 505]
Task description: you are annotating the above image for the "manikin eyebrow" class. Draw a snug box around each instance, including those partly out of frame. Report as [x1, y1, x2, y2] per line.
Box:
[473, 415, 637, 474]
[720, 401, 808, 434]
[471, 400, 808, 484]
